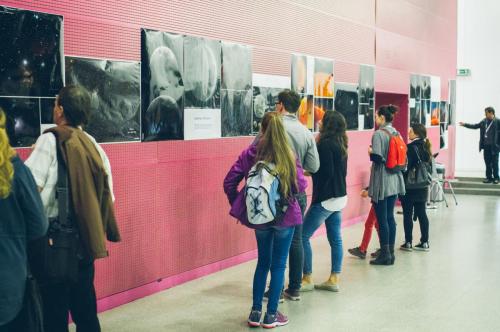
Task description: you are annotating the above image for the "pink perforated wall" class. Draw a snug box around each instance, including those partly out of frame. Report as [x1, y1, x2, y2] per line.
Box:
[5, 0, 457, 309]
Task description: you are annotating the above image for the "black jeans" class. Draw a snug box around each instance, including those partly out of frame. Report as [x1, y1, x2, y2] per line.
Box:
[401, 199, 429, 243]
[288, 193, 307, 291]
[373, 195, 397, 246]
[483, 145, 499, 180]
[40, 259, 100, 332]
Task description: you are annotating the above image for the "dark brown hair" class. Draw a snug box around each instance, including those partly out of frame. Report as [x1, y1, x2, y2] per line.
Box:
[58, 85, 90, 126]
[319, 111, 348, 157]
[485, 106, 495, 115]
[277, 89, 301, 114]
[410, 123, 432, 159]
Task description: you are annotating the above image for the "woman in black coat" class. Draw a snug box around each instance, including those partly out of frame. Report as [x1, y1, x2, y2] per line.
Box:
[400, 123, 432, 252]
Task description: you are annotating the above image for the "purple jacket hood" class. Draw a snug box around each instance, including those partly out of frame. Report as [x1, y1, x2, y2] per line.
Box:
[223, 145, 308, 229]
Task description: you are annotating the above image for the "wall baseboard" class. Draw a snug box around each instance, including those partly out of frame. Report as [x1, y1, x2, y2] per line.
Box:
[96, 214, 367, 313]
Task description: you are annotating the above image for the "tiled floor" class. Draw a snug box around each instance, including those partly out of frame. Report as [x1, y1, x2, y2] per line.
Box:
[72, 195, 500, 331]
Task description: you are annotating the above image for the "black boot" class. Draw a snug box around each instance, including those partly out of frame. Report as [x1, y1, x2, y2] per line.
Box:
[389, 245, 395, 265]
[370, 245, 391, 265]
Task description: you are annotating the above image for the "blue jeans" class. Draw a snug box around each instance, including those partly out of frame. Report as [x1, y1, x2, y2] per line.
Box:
[302, 203, 343, 274]
[373, 195, 397, 246]
[253, 226, 294, 314]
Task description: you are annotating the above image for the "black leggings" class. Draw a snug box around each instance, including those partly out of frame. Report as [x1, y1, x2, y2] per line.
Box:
[401, 199, 429, 243]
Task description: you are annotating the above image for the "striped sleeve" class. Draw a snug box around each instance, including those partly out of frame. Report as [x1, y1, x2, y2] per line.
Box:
[24, 133, 56, 189]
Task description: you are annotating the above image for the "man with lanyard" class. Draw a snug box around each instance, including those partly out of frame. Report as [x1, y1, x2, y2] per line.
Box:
[460, 106, 500, 184]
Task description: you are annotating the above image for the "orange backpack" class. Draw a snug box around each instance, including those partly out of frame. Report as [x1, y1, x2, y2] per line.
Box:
[381, 129, 407, 172]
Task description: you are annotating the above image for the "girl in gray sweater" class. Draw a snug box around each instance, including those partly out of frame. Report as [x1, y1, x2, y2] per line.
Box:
[368, 105, 405, 265]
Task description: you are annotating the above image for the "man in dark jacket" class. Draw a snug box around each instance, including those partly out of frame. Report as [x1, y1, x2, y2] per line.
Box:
[459, 106, 500, 184]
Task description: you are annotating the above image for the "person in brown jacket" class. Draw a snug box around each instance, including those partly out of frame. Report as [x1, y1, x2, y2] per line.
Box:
[26, 85, 120, 332]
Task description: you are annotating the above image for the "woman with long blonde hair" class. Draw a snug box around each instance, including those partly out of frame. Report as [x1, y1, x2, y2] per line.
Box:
[0, 108, 47, 330]
[224, 112, 307, 328]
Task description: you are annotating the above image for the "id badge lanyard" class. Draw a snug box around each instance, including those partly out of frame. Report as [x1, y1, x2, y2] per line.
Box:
[485, 120, 493, 139]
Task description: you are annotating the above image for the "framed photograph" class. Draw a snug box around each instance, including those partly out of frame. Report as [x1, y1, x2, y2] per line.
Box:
[141, 29, 184, 140]
[252, 86, 282, 134]
[221, 42, 252, 91]
[359, 65, 375, 105]
[221, 89, 252, 137]
[314, 58, 334, 98]
[0, 97, 41, 147]
[183, 36, 221, 109]
[66, 56, 141, 143]
[291, 54, 308, 94]
[334, 83, 358, 130]
[0, 7, 63, 97]
[410, 100, 421, 125]
[421, 75, 431, 100]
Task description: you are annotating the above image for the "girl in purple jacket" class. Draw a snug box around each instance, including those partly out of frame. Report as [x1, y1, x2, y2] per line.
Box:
[224, 112, 307, 329]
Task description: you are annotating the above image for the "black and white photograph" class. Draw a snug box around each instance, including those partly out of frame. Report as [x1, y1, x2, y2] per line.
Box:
[334, 83, 358, 130]
[314, 58, 334, 98]
[410, 74, 420, 100]
[291, 54, 308, 94]
[448, 79, 456, 125]
[421, 75, 431, 99]
[0, 97, 40, 147]
[359, 104, 374, 130]
[65, 56, 141, 143]
[421, 99, 430, 125]
[183, 36, 221, 109]
[221, 89, 252, 137]
[410, 100, 421, 125]
[439, 100, 449, 148]
[221, 42, 252, 91]
[252, 86, 282, 134]
[440, 101, 448, 124]
[0, 7, 64, 97]
[359, 65, 375, 104]
[40, 97, 55, 124]
[141, 29, 184, 141]
[440, 122, 449, 149]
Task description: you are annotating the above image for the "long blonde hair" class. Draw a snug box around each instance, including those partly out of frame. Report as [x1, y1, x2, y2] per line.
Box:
[256, 112, 297, 198]
[0, 108, 15, 199]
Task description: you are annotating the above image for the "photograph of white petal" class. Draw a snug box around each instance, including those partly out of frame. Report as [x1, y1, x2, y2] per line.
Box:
[221, 42, 252, 91]
[141, 29, 184, 140]
[183, 36, 221, 109]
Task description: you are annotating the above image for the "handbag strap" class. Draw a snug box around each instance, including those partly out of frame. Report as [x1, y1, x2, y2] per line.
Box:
[412, 144, 423, 165]
[53, 134, 72, 228]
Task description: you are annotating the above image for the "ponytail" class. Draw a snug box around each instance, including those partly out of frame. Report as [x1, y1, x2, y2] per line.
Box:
[424, 138, 432, 160]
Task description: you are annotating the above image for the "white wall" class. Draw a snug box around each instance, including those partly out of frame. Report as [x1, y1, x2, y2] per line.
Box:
[456, 0, 500, 177]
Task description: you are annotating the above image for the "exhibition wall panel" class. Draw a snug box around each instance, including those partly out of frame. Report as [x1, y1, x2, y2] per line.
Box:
[286, 0, 376, 26]
[3, 0, 457, 311]
[376, 0, 457, 99]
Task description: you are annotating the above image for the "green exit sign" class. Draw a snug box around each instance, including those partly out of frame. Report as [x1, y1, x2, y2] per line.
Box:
[457, 68, 471, 76]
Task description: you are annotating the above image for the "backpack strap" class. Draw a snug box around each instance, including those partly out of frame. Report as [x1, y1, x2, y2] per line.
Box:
[52, 133, 73, 228]
[380, 128, 395, 137]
